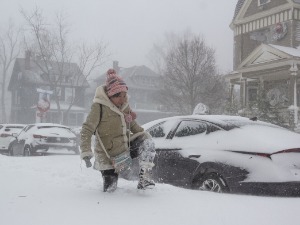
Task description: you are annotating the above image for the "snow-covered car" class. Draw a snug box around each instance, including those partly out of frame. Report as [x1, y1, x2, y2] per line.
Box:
[71, 127, 81, 136]
[8, 123, 79, 156]
[71, 126, 96, 150]
[0, 124, 26, 154]
[126, 115, 300, 196]
[71, 126, 81, 146]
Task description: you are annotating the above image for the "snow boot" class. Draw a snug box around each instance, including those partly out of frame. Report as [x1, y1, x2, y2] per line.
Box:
[101, 169, 118, 192]
[137, 168, 155, 190]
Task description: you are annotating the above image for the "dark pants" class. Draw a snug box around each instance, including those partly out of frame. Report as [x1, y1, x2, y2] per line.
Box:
[129, 136, 144, 158]
[101, 169, 118, 192]
[100, 135, 155, 191]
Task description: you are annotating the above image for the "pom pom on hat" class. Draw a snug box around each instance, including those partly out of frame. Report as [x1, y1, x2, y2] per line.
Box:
[106, 69, 128, 97]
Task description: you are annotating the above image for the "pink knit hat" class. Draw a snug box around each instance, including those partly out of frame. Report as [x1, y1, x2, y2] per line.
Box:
[106, 69, 128, 97]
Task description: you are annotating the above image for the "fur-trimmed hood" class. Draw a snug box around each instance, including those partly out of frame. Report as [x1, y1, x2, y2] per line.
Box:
[92, 85, 129, 112]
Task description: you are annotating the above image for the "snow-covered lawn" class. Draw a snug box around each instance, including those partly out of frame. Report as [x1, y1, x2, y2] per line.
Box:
[1, 150, 300, 225]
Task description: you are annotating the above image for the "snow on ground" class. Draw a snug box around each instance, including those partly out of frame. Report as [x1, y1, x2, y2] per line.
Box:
[1, 149, 300, 225]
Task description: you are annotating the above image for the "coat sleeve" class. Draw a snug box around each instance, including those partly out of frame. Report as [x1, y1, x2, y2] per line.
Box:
[80, 103, 101, 159]
[130, 120, 144, 134]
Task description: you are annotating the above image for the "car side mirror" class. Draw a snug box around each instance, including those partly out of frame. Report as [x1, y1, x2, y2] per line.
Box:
[12, 133, 18, 137]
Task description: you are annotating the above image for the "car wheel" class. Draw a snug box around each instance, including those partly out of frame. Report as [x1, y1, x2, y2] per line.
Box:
[194, 173, 229, 193]
[8, 147, 14, 156]
[23, 145, 32, 156]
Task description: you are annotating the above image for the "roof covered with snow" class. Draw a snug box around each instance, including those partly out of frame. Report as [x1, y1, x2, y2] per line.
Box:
[119, 65, 160, 89]
[86, 65, 160, 95]
[269, 44, 300, 57]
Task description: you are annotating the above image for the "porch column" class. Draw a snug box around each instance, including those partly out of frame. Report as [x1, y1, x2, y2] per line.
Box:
[229, 83, 235, 104]
[241, 78, 247, 107]
[289, 62, 299, 127]
[258, 77, 264, 102]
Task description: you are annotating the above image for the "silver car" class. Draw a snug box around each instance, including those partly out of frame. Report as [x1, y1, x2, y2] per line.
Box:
[9, 123, 79, 156]
[0, 124, 26, 154]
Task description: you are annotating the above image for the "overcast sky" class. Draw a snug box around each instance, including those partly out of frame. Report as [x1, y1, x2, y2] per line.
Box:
[1, 0, 238, 74]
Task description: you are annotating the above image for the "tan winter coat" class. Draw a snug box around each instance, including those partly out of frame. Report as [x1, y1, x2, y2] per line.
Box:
[80, 85, 144, 171]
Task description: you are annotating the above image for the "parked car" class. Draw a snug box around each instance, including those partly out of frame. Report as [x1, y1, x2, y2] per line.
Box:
[8, 123, 79, 156]
[123, 115, 300, 196]
[71, 126, 81, 144]
[71, 126, 96, 151]
[0, 124, 26, 155]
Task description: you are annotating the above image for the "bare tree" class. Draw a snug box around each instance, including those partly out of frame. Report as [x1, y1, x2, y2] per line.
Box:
[150, 31, 227, 115]
[0, 20, 21, 123]
[20, 7, 108, 124]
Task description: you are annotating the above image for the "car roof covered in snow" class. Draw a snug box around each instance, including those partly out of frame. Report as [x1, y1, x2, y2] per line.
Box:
[142, 115, 281, 130]
[26, 123, 71, 128]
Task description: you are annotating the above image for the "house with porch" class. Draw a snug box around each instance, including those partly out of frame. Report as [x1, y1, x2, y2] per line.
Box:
[226, 0, 300, 128]
[8, 52, 89, 126]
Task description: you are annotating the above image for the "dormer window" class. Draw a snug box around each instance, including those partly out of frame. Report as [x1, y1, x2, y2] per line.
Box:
[258, 0, 270, 6]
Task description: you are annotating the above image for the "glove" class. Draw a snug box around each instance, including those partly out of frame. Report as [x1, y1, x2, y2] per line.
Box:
[83, 156, 92, 168]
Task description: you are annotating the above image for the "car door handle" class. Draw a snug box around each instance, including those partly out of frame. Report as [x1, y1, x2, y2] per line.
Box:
[188, 155, 201, 159]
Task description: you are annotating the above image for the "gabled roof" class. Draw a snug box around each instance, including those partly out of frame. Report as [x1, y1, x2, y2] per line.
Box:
[269, 44, 300, 57]
[8, 58, 89, 90]
[87, 65, 160, 94]
[233, 0, 246, 20]
[225, 44, 300, 81]
[238, 44, 300, 69]
[119, 65, 161, 90]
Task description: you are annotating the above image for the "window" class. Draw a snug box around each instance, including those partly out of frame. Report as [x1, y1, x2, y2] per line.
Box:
[148, 122, 167, 138]
[174, 121, 207, 137]
[258, 0, 270, 6]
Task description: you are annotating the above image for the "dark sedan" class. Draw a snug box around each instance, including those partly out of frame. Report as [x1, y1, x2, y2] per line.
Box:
[124, 115, 300, 196]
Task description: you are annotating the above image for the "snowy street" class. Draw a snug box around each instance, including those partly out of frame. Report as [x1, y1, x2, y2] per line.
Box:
[1, 150, 300, 225]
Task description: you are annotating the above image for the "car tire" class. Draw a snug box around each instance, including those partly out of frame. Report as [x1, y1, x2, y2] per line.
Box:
[193, 173, 229, 193]
[23, 145, 32, 157]
[8, 147, 14, 156]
